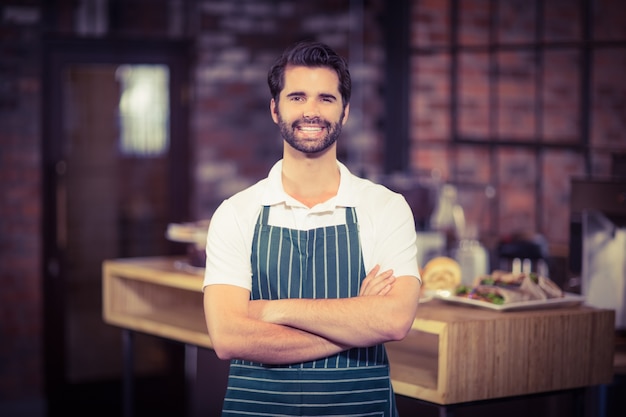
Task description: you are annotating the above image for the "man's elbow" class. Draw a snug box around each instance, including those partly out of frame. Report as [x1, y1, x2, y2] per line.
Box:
[385, 280, 420, 341]
[386, 319, 413, 341]
[210, 336, 238, 361]
[206, 322, 240, 360]
[385, 308, 416, 341]
[214, 348, 236, 361]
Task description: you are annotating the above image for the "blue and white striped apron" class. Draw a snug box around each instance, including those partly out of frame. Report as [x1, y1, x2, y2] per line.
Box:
[222, 206, 398, 416]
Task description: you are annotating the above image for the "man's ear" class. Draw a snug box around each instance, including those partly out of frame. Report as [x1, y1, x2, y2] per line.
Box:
[270, 98, 279, 124]
[341, 103, 350, 125]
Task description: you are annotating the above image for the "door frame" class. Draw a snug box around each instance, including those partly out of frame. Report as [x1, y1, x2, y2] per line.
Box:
[41, 36, 191, 409]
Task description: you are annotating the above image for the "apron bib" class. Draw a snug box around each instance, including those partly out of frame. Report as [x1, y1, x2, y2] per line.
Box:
[222, 206, 398, 417]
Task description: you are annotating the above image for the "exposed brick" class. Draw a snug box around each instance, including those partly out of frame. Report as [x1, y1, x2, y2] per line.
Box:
[1, 0, 625, 406]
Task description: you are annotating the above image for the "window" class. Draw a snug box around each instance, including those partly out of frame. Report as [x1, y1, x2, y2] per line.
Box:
[408, 0, 626, 248]
[117, 64, 170, 156]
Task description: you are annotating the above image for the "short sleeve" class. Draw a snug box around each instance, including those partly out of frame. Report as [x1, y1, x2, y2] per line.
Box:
[203, 199, 255, 292]
[370, 193, 421, 283]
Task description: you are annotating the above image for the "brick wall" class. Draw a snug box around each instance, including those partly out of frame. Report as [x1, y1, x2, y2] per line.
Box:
[410, 0, 626, 250]
[0, 0, 44, 407]
[189, 0, 386, 219]
[0, 0, 386, 408]
[0, 0, 624, 410]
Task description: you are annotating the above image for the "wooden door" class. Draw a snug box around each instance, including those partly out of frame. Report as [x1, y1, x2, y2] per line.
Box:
[42, 38, 190, 416]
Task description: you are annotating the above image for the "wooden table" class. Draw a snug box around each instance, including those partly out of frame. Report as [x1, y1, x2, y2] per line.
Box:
[385, 299, 614, 405]
[102, 256, 616, 415]
[103, 256, 211, 349]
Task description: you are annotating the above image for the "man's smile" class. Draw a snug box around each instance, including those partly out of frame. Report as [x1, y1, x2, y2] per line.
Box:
[277, 108, 344, 154]
[297, 125, 325, 136]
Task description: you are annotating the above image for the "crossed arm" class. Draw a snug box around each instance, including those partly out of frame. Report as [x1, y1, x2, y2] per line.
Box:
[203, 265, 421, 364]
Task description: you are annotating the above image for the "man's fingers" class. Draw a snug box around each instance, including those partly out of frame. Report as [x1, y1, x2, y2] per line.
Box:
[360, 267, 395, 296]
[360, 264, 381, 294]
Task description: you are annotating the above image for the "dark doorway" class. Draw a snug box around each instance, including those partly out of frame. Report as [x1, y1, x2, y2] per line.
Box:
[42, 38, 190, 416]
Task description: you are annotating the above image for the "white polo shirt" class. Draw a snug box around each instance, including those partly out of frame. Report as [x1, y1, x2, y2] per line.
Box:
[203, 160, 420, 291]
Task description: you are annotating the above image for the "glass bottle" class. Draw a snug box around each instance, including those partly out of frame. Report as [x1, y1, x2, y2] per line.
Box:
[453, 224, 489, 286]
[430, 184, 465, 255]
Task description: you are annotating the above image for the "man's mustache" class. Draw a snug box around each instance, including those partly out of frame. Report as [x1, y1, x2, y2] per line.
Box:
[292, 117, 330, 128]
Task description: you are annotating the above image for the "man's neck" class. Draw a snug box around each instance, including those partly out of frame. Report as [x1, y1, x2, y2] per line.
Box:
[281, 147, 340, 208]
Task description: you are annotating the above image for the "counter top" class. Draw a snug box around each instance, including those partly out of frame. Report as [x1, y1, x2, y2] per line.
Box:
[102, 256, 615, 405]
[386, 299, 614, 404]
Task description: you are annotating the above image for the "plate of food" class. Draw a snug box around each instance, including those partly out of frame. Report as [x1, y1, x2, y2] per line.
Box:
[166, 220, 210, 245]
[433, 270, 585, 311]
[418, 293, 434, 304]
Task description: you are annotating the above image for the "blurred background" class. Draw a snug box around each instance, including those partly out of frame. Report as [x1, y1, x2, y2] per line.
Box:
[1, 0, 625, 416]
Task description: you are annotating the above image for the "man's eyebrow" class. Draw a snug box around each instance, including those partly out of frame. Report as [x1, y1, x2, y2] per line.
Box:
[319, 93, 337, 101]
[285, 91, 338, 101]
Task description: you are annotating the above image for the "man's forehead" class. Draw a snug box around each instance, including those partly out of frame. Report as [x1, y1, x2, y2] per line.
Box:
[282, 65, 340, 93]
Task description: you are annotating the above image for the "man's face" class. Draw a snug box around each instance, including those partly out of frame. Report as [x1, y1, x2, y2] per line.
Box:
[271, 65, 349, 154]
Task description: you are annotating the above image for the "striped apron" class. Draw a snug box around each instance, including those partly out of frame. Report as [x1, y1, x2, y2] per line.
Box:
[222, 206, 398, 417]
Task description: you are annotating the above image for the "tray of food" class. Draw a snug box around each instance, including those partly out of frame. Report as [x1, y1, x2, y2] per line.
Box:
[420, 256, 585, 312]
[434, 289, 585, 311]
[166, 220, 210, 245]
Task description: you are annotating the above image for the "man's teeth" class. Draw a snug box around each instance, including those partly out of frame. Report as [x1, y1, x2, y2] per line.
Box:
[299, 126, 322, 132]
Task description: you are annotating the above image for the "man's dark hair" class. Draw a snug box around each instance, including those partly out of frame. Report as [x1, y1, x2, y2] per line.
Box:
[268, 41, 351, 109]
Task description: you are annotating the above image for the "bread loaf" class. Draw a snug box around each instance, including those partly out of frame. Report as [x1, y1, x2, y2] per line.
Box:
[421, 256, 462, 291]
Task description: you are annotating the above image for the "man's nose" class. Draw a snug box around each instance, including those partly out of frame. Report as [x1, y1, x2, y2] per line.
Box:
[302, 101, 320, 118]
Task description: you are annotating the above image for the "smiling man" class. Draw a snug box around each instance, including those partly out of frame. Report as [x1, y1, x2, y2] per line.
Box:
[273, 65, 346, 154]
[203, 41, 421, 417]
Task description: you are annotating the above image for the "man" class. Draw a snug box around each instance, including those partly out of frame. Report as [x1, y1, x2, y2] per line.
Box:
[203, 41, 421, 416]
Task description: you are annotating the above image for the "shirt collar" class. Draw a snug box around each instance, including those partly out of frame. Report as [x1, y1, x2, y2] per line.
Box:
[260, 160, 358, 209]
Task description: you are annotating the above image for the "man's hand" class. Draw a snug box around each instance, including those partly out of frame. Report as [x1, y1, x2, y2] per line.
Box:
[204, 285, 348, 363]
[249, 265, 395, 321]
[359, 265, 395, 296]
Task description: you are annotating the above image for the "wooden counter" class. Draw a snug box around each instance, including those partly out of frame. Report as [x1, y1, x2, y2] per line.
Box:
[102, 256, 615, 406]
[386, 300, 614, 404]
[103, 256, 212, 349]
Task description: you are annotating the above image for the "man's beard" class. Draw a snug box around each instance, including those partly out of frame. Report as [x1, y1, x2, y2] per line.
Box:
[277, 111, 344, 154]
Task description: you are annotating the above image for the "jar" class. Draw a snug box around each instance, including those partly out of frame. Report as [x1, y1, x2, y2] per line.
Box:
[454, 237, 489, 286]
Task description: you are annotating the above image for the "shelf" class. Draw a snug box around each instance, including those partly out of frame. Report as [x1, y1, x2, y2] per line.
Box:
[102, 257, 616, 405]
[103, 257, 212, 348]
[387, 300, 615, 404]
[387, 330, 439, 395]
